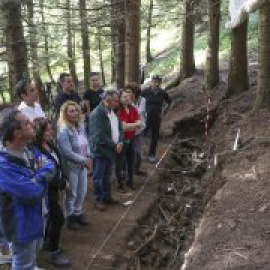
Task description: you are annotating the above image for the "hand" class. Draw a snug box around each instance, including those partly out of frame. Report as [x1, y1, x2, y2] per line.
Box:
[84, 157, 92, 169]
[116, 143, 123, 154]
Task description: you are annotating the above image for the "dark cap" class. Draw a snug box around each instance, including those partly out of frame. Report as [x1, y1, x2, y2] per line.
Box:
[151, 75, 162, 82]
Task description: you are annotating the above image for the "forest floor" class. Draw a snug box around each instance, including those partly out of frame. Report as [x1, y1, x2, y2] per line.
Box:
[2, 50, 270, 270]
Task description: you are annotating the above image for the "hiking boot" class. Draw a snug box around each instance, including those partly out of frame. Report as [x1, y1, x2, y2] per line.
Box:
[67, 215, 81, 230]
[75, 214, 89, 226]
[117, 186, 127, 193]
[94, 201, 107, 211]
[48, 250, 72, 268]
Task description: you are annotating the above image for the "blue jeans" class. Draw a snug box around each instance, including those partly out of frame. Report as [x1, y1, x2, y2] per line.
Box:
[65, 166, 88, 217]
[11, 240, 40, 270]
[93, 158, 113, 202]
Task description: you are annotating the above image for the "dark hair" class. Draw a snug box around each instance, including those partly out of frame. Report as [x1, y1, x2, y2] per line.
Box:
[151, 75, 162, 82]
[124, 83, 141, 99]
[59, 73, 71, 84]
[1, 109, 22, 145]
[15, 79, 32, 99]
[89, 72, 100, 78]
[33, 117, 53, 148]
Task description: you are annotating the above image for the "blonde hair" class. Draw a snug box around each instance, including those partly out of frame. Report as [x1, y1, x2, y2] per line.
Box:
[57, 100, 82, 128]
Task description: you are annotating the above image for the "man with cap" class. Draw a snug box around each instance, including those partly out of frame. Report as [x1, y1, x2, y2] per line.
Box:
[142, 75, 172, 163]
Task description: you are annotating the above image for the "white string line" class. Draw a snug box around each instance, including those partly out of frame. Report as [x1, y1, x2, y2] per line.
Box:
[84, 135, 178, 270]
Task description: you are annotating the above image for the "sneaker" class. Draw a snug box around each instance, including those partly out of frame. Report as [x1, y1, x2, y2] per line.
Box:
[149, 155, 157, 163]
[48, 250, 72, 268]
[75, 214, 89, 226]
[0, 250, 12, 265]
[94, 201, 107, 211]
[67, 215, 81, 230]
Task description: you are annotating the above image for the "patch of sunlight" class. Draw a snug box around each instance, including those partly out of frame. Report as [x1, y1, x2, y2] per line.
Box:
[151, 28, 179, 53]
[195, 49, 206, 68]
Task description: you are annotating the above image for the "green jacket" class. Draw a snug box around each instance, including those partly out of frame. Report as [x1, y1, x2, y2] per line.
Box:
[88, 103, 123, 159]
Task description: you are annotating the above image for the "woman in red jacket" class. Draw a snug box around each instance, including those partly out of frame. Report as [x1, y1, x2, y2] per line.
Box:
[116, 91, 141, 192]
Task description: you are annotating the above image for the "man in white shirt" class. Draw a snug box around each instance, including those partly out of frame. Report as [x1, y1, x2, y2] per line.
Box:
[16, 80, 46, 122]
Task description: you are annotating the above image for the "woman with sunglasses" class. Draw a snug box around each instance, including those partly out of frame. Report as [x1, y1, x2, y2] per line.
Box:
[33, 117, 71, 268]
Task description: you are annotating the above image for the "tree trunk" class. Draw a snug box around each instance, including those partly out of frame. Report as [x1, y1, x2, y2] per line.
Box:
[113, 0, 126, 89]
[227, 19, 249, 97]
[66, 0, 78, 87]
[26, 0, 49, 108]
[255, 2, 270, 109]
[125, 0, 141, 84]
[1, 0, 29, 101]
[204, 0, 220, 90]
[98, 27, 106, 86]
[146, 0, 154, 63]
[180, 0, 196, 81]
[79, 0, 91, 90]
[40, 0, 55, 84]
[110, 5, 117, 84]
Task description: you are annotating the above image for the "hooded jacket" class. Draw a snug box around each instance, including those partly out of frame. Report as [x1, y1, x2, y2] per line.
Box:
[0, 150, 55, 243]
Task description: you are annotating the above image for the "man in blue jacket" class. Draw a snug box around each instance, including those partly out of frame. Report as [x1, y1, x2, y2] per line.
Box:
[0, 110, 55, 270]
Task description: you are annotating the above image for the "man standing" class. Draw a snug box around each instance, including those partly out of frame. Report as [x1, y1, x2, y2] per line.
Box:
[142, 75, 172, 163]
[83, 72, 104, 134]
[0, 110, 55, 269]
[88, 90, 123, 210]
[53, 73, 81, 116]
[83, 72, 104, 112]
[17, 80, 46, 122]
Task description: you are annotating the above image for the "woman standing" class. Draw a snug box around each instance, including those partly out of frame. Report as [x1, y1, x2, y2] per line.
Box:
[33, 117, 71, 267]
[124, 83, 147, 176]
[116, 91, 141, 192]
[57, 101, 92, 230]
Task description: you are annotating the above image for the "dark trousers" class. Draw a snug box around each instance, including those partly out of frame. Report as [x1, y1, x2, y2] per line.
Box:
[115, 139, 135, 188]
[93, 157, 113, 202]
[146, 115, 161, 156]
[45, 198, 65, 252]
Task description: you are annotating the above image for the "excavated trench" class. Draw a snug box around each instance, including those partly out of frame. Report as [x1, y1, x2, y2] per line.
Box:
[114, 107, 225, 269]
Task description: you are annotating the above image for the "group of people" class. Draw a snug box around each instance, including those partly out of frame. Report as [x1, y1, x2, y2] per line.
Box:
[0, 72, 171, 269]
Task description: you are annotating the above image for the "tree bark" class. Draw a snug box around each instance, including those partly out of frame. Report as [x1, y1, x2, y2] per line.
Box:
[204, 0, 220, 90]
[113, 0, 126, 89]
[26, 0, 49, 107]
[79, 0, 91, 90]
[227, 19, 249, 97]
[1, 0, 29, 101]
[180, 0, 196, 81]
[66, 0, 78, 87]
[98, 27, 106, 86]
[146, 0, 154, 63]
[40, 0, 55, 84]
[125, 0, 141, 84]
[255, 2, 270, 109]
